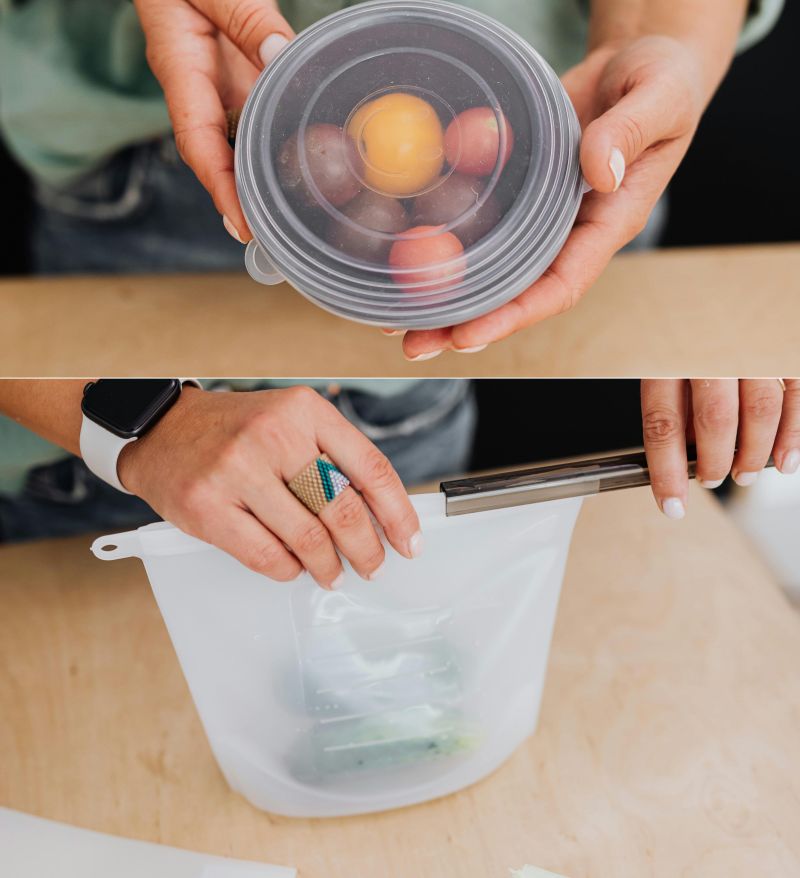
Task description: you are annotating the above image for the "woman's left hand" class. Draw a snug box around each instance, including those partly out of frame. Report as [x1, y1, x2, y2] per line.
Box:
[641, 379, 800, 519]
[400, 36, 709, 361]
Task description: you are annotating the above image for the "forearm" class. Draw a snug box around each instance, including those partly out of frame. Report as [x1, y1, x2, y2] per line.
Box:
[588, 0, 749, 94]
[0, 379, 87, 456]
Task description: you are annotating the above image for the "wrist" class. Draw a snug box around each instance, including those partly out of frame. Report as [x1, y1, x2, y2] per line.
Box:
[587, 3, 747, 98]
[117, 385, 204, 495]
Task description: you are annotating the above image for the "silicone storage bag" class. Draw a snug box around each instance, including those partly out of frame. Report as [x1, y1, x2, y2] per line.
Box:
[92, 492, 582, 817]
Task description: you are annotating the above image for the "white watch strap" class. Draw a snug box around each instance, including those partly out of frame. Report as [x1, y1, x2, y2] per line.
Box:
[79, 379, 201, 494]
[79, 417, 136, 494]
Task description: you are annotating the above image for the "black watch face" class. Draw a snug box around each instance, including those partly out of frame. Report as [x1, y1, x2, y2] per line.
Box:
[81, 379, 182, 438]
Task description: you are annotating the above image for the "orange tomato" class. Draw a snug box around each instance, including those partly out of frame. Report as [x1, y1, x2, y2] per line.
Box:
[347, 93, 444, 196]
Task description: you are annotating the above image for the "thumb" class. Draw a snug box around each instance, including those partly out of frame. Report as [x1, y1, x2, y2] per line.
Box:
[580, 77, 690, 193]
[195, 0, 295, 69]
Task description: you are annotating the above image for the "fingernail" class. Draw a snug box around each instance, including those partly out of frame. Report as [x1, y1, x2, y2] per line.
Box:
[259, 33, 289, 67]
[408, 531, 424, 559]
[405, 350, 442, 362]
[222, 214, 244, 244]
[328, 572, 345, 591]
[609, 147, 625, 192]
[780, 449, 800, 475]
[733, 471, 759, 487]
[661, 497, 685, 520]
[381, 328, 405, 336]
[367, 563, 385, 582]
[454, 345, 488, 354]
[698, 477, 725, 489]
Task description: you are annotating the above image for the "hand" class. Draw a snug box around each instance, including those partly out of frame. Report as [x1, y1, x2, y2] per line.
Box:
[641, 379, 800, 519]
[118, 386, 423, 589]
[400, 36, 708, 360]
[134, 0, 295, 243]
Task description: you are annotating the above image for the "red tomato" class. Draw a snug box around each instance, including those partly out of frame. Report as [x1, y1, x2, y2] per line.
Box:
[388, 225, 466, 293]
[444, 107, 515, 176]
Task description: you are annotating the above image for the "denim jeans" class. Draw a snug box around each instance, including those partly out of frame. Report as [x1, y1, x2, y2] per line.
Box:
[30, 135, 664, 275]
[30, 137, 244, 274]
[0, 380, 477, 543]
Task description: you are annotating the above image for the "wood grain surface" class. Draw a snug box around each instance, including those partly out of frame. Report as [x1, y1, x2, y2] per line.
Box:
[2, 484, 800, 876]
[2, 244, 799, 377]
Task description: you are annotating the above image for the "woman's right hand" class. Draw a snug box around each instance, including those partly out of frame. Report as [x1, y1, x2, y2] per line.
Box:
[134, 0, 296, 244]
[118, 386, 423, 590]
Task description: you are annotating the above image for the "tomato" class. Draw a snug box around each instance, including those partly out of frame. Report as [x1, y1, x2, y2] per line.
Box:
[411, 173, 502, 248]
[326, 191, 409, 263]
[444, 107, 514, 177]
[347, 93, 444, 196]
[276, 123, 362, 208]
[388, 225, 466, 293]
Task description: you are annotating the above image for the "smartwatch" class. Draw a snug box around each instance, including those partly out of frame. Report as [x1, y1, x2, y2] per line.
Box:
[80, 379, 200, 493]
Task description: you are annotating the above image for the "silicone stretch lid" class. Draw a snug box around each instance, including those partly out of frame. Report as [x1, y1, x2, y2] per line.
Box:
[236, 0, 584, 329]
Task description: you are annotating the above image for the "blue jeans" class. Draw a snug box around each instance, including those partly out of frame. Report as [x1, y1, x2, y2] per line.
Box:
[0, 380, 476, 543]
[30, 135, 664, 274]
[31, 137, 243, 273]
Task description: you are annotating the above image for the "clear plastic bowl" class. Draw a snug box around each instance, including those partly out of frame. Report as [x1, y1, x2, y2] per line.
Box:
[236, 0, 584, 330]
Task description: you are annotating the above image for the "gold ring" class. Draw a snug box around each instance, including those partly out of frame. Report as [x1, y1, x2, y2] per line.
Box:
[288, 454, 350, 516]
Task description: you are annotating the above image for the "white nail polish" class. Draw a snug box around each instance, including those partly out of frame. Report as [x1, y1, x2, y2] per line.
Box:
[662, 497, 685, 520]
[367, 563, 385, 582]
[222, 214, 244, 244]
[329, 572, 345, 591]
[259, 33, 289, 67]
[409, 531, 424, 558]
[406, 350, 442, 362]
[455, 345, 488, 354]
[698, 477, 725, 489]
[781, 449, 800, 475]
[733, 471, 759, 487]
[609, 147, 625, 192]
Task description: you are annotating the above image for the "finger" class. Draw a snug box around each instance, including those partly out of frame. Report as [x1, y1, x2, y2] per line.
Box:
[244, 472, 344, 590]
[404, 202, 626, 355]
[641, 379, 688, 519]
[218, 33, 262, 106]
[402, 327, 452, 361]
[690, 379, 738, 488]
[135, 1, 252, 240]
[318, 486, 386, 580]
[163, 67, 250, 239]
[560, 56, 606, 128]
[193, 0, 294, 69]
[580, 67, 697, 193]
[773, 379, 800, 475]
[731, 379, 784, 486]
[314, 412, 422, 560]
[203, 505, 303, 580]
[401, 139, 689, 356]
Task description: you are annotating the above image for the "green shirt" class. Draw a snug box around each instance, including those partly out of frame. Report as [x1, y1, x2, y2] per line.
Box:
[0, 0, 783, 187]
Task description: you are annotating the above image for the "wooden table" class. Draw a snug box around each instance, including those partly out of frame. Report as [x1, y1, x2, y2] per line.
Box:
[2, 484, 800, 878]
[2, 244, 799, 377]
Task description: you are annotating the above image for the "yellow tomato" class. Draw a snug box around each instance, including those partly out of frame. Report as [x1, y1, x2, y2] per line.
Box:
[347, 93, 444, 196]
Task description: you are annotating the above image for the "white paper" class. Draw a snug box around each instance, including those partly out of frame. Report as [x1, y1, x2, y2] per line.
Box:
[0, 808, 295, 878]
